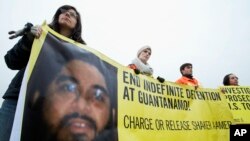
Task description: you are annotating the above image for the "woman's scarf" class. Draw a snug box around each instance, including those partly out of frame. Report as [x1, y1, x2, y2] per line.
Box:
[131, 58, 153, 76]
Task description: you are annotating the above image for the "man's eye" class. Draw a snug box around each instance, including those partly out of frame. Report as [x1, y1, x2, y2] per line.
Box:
[93, 89, 105, 102]
[62, 83, 77, 93]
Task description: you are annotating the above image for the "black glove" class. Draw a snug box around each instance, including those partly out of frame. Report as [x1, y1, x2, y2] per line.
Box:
[157, 76, 165, 83]
[134, 69, 140, 74]
[8, 23, 33, 39]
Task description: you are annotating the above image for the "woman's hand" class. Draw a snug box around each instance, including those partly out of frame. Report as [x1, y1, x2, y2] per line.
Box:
[30, 25, 42, 38]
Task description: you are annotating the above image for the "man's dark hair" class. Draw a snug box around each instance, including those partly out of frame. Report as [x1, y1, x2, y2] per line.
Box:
[21, 33, 117, 141]
[180, 63, 192, 75]
[49, 5, 86, 44]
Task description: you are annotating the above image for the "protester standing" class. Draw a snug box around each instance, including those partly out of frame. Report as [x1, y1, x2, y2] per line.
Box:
[0, 5, 86, 141]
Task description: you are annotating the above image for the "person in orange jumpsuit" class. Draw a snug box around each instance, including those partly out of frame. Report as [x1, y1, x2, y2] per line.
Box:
[175, 63, 201, 88]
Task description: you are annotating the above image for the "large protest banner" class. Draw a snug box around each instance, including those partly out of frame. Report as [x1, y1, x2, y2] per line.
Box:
[220, 86, 250, 124]
[118, 74, 233, 141]
[10, 23, 234, 141]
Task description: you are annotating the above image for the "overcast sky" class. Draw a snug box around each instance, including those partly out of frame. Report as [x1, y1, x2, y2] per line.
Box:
[1, 0, 250, 104]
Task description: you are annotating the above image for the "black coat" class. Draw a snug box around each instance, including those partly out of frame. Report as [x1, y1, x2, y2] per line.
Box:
[3, 35, 34, 100]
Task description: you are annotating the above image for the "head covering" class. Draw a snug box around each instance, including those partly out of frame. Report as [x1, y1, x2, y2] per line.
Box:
[137, 45, 151, 57]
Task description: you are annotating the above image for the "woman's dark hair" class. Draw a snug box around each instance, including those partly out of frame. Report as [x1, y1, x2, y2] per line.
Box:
[223, 73, 233, 86]
[48, 5, 86, 44]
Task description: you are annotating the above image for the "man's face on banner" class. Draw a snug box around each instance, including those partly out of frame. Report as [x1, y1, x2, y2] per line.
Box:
[43, 60, 111, 141]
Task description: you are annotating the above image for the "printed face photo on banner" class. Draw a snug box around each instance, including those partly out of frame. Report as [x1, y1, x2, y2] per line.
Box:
[21, 33, 117, 141]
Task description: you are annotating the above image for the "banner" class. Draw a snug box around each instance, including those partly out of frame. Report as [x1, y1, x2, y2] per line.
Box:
[10, 23, 236, 141]
[118, 74, 233, 141]
[220, 86, 250, 124]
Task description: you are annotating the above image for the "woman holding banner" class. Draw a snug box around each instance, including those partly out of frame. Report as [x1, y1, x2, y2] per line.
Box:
[128, 45, 165, 83]
[128, 45, 154, 76]
[0, 5, 86, 141]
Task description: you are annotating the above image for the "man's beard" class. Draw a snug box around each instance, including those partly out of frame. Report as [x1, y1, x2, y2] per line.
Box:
[47, 132, 89, 141]
[46, 112, 98, 141]
[67, 133, 88, 141]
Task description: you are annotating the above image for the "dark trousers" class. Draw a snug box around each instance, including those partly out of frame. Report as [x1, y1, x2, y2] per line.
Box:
[0, 99, 17, 141]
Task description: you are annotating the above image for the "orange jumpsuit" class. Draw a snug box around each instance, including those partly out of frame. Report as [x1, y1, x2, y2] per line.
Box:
[175, 76, 200, 86]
